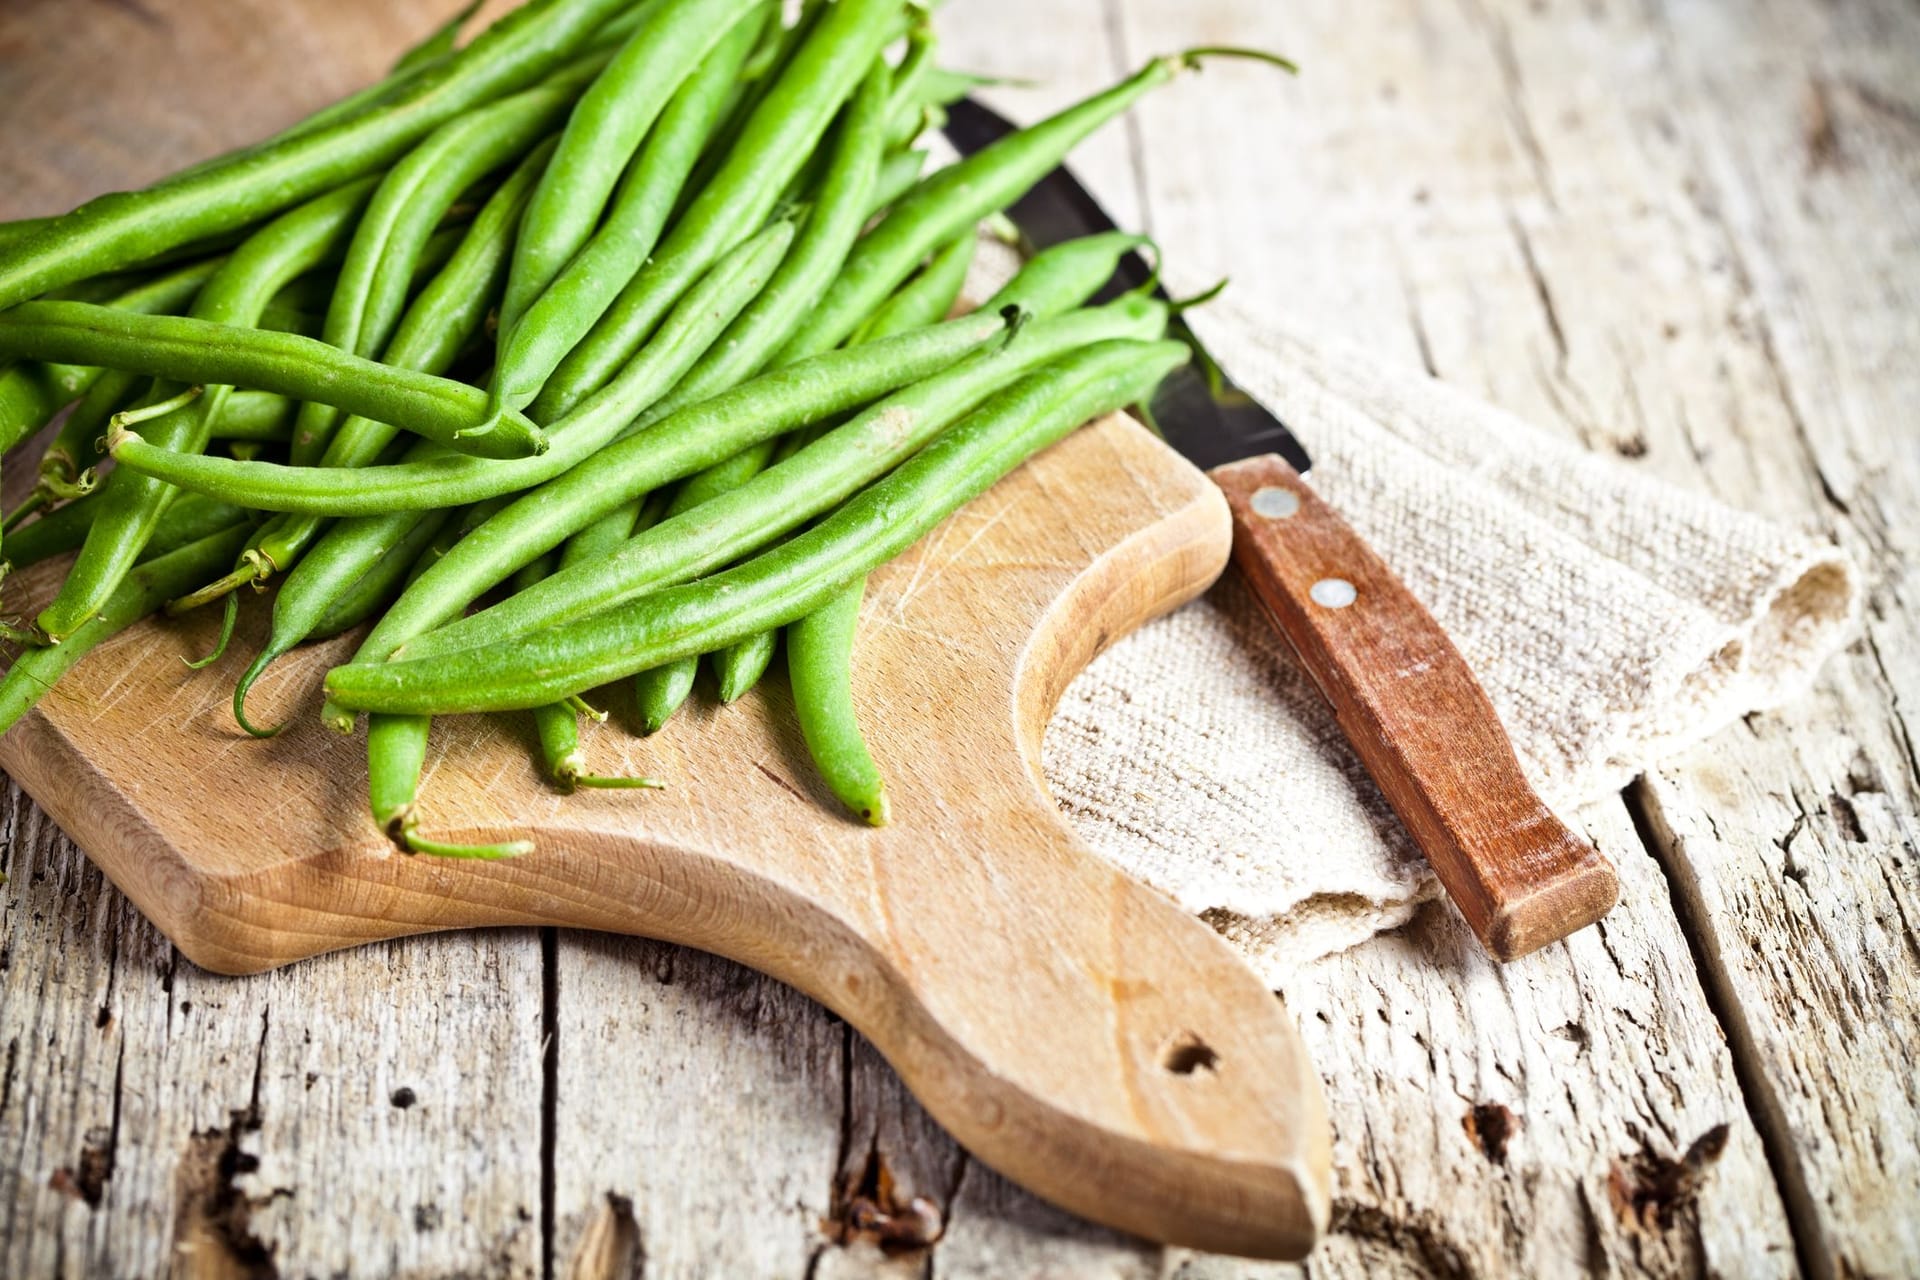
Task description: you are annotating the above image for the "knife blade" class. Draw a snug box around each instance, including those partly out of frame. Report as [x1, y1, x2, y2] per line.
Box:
[946, 98, 1313, 475]
[945, 96, 1619, 961]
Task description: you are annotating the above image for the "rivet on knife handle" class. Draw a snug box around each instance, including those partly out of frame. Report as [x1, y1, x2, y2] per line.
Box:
[1211, 455, 1620, 961]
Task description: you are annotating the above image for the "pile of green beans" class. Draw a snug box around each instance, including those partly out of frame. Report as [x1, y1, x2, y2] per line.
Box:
[0, 0, 1289, 851]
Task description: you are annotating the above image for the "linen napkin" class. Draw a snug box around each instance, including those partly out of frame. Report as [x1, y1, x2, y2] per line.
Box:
[967, 239, 1861, 983]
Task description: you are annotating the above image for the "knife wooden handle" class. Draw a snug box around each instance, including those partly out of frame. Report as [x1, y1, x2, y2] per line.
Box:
[1209, 455, 1619, 961]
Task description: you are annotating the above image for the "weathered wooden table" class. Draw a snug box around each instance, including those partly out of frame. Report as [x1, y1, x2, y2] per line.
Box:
[3, 0, 1915, 1275]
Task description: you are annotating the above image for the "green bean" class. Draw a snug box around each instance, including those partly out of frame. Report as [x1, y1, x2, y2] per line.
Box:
[36, 370, 142, 504]
[32, 180, 381, 641]
[184, 137, 563, 618]
[851, 231, 976, 343]
[378, 499, 519, 615]
[382, 544, 563, 851]
[223, 45, 790, 736]
[400, 231, 1154, 652]
[0, 216, 53, 250]
[671, 1, 822, 224]
[788, 576, 886, 824]
[311, 521, 449, 640]
[657, 446, 803, 718]
[90, 337, 546, 460]
[365, 713, 426, 839]
[711, 629, 778, 705]
[528, 0, 903, 421]
[530, 60, 883, 571]
[393, 0, 485, 76]
[2, 252, 233, 461]
[0, 363, 68, 457]
[547, 495, 659, 735]
[106, 218, 792, 515]
[240, 222, 796, 734]
[309, 511, 456, 642]
[496, 0, 766, 360]
[234, 509, 434, 735]
[664, 439, 779, 516]
[104, 254, 229, 315]
[784, 50, 1278, 362]
[882, 21, 938, 150]
[208, 391, 296, 444]
[629, 423, 801, 708]
[534, 700, 665, 791]
[866, 149, 927, 219]
[46, 272, 157, 303]
[27, 245, 388, 504]
[737, 0, 812, 81]
[528, 61, 867, 639]
[0, 0, 637, 309]
[398, 298, 1163, 663]
[556, 513, 634, 574]
[271, 0, 657, 159]
[636, 60, 892, 428]
[493, 5, 761, 408]
[309, 137, 554, 469]
[558, 491, 662, 574]
[0, 304, 553, 465]
[37, 253, 237, 403]
[326, 339, 1189, 715]
[366, 711, 532, 859]
[288, 78, 589, 468]
[704, 227, 977, 701]
[542, 504, 674, 769]
[975, 230, 1154, 317]
[19, 255, 267, 506]
[371, 549, 545, 855]
[2, 490, 248, 573]
[632, 659, 700, 735]
[354, 308, 1017, 662]
[255, 301, 325, 338]
[0, 523, 254, 735]
[401, 514, 466, 592]
[541, 495, 660, 721]
[340, 217, 798, 664]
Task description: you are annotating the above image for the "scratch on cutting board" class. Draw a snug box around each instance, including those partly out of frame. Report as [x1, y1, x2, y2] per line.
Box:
[866, 616, 988, 662]
[886, 499, 1018, 620]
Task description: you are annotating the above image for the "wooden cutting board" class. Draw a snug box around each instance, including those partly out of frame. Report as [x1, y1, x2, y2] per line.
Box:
[0, 413, 1331, 1259]
[0, 0, 1329, 1259]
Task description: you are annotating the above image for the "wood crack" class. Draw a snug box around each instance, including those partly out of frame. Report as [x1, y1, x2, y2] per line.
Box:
[541, 927, 560, 1280]
[1506, 210, 1569, 371]
[1460, 0, 1558, 207]
[1861, 628, 1920, 793]
[1396, 252, 1440, 378]
[166, 1007, 279, 1279]
[1624, 779, 1837, 1280]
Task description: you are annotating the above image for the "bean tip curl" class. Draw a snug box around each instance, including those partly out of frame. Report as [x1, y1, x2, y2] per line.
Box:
[1172, 47, 1300, 76]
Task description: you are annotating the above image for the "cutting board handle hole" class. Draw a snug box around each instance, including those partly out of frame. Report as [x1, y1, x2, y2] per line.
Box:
[1161, 1032, 1220, 1076]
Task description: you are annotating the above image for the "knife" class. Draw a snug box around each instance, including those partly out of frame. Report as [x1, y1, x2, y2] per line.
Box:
[946, 98, 1619, 961]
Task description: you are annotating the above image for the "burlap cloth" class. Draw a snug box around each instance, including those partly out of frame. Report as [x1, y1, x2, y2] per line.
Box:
[966, 239, 1861, 983]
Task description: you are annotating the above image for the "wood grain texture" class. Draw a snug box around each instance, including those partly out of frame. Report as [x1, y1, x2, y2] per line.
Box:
[1212, 455, 1619, 959]
[3, 0, 1916, 1274]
